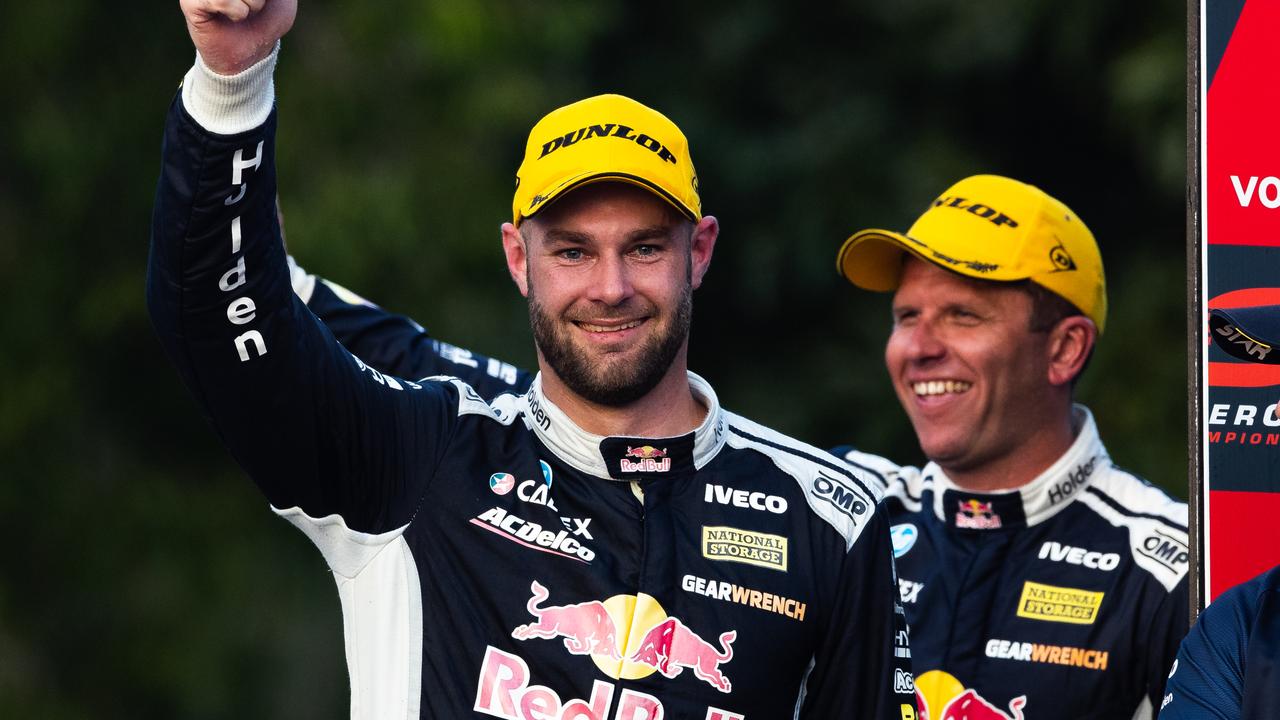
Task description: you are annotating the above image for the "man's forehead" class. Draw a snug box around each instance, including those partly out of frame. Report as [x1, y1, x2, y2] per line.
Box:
[525, 182, 688, 239]
[893, 255, 1027, 304]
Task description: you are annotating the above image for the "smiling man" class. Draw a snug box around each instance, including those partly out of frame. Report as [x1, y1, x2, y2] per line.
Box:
[834, 175, 1190, 719]
[147, 1, 914, 718]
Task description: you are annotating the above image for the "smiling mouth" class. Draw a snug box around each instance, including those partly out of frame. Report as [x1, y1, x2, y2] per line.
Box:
[912, 380, 972, 397]
[575, 318, 646, 334]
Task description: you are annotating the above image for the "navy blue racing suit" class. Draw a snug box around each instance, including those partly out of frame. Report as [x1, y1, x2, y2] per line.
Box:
[292, 262, 1190, 720]
[839, 435, 1189, 720]
[1159, 564, 1280, 720]
[147, 49, 915, 719]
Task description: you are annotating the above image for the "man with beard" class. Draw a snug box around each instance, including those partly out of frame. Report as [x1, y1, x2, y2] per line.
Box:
[147, 1, 914, 718]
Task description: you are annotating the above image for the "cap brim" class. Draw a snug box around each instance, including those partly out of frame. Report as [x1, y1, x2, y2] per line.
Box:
[837, 229, 934, 292]
[1210, 306, 1280, 364]
[519, 171, 698, 225]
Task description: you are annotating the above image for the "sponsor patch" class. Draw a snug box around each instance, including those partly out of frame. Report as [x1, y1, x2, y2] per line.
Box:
[1016, 581, 1104, 625]
[704, 483, 788, 514]
[621, 445, 671, 473]
[702, 526, 788, 572]
[471, 507, 595, 563]
[955, 499, 1002, 529]
[985, 638, 1110, 671]
[898, 579, 924, 604]
[489, 473, 515, 496]
[681, 573, 806, 621]
[890, 523, 919, 558]
[812, 473, 868, 522]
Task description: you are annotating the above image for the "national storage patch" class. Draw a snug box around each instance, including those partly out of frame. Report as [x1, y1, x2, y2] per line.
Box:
[1016, 581, 1104, 625]
[701, 526, 788, 571]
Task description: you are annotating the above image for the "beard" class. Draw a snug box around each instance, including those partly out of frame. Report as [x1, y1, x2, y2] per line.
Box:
[529, 282, 693, 408]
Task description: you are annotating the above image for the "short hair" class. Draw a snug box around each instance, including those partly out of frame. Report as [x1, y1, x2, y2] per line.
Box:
[1017, 280, 1094, 385]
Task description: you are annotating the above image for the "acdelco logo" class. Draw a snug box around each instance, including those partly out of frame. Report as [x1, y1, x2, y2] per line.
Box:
[471, 507, 595, 563]
[538, 123, 678, 165]
[704, 483, 788, 514]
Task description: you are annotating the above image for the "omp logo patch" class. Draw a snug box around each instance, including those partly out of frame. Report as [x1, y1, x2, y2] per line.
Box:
[701, 526, 788, 572]
[811, 473, 868, 522]
[1016, 581, 1104, 625]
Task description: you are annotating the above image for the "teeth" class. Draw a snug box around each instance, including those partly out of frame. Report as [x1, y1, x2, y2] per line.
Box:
[913, 380, 972, 396]
[579, 319, 643, 333]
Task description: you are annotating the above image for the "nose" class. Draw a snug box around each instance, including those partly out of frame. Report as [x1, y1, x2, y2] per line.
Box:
[586, 254, 634, 306]
[896, 318, 947, 365]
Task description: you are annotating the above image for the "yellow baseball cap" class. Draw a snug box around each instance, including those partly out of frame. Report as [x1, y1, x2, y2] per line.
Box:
[512, 94, 701, 226]
[836, 174, 1107, 332]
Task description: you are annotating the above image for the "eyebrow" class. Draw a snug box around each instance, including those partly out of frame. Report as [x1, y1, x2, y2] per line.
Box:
[539, 224, 680, 245]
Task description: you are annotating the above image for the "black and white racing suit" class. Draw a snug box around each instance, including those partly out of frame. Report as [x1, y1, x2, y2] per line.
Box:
[838, 416, 1189, 720]
[291, 264, 1192, 720]
[147, 47, 915, 719]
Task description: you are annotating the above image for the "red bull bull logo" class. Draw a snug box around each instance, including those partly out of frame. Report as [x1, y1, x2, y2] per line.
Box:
[512, 581, 621, 658]
[621, 446, 671, 473]
[955, 499, 1003, 530]
[915, 670, 1026, 720]
[510, 580, 736, 693]
[628, 617, 736, 693]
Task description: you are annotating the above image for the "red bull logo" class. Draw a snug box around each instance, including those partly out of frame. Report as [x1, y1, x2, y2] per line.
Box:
[915, 670, 1026, 720]
[474, 646, 745, 719]
[628, 617, 736, 693]
[512, 581, 621, 658]
[621, 446, 671, 473]
[510, 580, 736, 693]
[955, 499, 1002, 530]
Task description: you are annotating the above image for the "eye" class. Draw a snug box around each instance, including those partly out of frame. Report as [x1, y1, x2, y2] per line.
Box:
[892, 308, 918, 326]
[948, 307, 983, 325]
[632, 244, 660, 258]
[558, 248, 585, 261]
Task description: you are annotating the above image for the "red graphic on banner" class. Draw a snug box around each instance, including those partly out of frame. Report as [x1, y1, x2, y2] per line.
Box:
[1208, 0, 1280, 247]
[1208, 490, 1280, 600]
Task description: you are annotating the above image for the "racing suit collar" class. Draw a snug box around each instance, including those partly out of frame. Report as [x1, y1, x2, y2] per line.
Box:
[927, 406, 1109, 530]
[522, 371, 727, 481]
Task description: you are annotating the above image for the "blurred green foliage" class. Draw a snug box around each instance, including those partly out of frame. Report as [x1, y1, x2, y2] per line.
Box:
[0, 0, 1186, 716]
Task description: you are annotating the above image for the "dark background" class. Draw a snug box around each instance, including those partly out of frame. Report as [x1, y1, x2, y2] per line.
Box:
[0, 1, 1186, 716]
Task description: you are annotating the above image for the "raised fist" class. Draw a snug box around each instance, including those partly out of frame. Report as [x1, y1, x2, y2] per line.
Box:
[179, 0, 297, 75]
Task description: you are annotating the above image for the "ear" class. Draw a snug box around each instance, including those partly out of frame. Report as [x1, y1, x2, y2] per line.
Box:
[1046, 315, 1097, 386]
[501, 222, 530, 297]
[689, 215, 719, 290]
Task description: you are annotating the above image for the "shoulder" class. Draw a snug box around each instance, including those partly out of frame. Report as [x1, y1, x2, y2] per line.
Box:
[412, 374, 525, 427]
[721, 412, 882, 550]
[1076, 462, 1190, 592]
[830, 445, 925, 509]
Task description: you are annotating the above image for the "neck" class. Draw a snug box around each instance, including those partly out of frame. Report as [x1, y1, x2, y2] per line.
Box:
[942, 406, 1080, 493]
[537, 360, 707, 438]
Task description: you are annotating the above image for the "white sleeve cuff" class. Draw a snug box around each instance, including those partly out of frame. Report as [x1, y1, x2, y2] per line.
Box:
[181, 41, 279, 135]
[288, 255, 317, 303]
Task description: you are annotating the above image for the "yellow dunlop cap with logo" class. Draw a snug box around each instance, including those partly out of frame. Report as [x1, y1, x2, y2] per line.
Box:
[512, 94, 700, 226]
[836, 174, 1107, 332]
